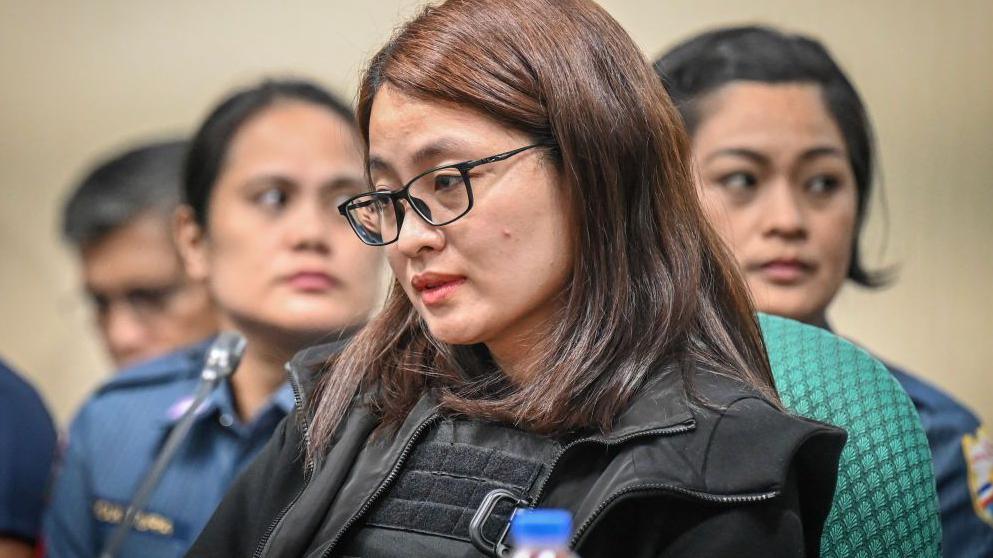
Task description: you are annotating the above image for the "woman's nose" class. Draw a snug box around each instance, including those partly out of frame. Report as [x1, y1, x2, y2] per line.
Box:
[761, 181, 808, 240]
[288, 199, 332, 253]
[395, 200, 445, 256]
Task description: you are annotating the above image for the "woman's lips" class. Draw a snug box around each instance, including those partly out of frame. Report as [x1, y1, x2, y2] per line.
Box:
[411, 274, 466, 305]
[286, 272, 339, 292]
[753, 260, 814, 285]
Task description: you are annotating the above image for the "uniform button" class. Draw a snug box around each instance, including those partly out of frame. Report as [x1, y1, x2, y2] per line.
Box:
[219, 414, 234, 428]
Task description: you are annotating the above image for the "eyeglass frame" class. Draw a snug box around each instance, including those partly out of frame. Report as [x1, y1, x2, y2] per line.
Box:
[337, 141, 555, 246]
[86, 279, 196, 325]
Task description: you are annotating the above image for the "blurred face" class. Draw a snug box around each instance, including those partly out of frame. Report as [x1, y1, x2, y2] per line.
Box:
[82, 212, 217, 368]
[178, 101, 383, 349]
[693, 83, 858, 326]
[367, 87, 572, 371]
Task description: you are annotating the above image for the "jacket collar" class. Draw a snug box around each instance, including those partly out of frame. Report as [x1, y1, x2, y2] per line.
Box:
[391, 366, 696, 442]
[289, 335, 695, 442]
[600, 367, 695, 440]
[285, 338, 353, 407]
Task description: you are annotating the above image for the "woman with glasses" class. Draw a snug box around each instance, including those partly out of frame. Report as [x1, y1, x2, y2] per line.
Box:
[45, 80, 385, 558]
[189, 2, 845, 557]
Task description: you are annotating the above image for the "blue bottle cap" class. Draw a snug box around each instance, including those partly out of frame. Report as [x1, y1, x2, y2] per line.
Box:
[510, 509, 572, 546]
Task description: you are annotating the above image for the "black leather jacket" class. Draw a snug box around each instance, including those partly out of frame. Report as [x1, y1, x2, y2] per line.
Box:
[187, 344, 845, 558]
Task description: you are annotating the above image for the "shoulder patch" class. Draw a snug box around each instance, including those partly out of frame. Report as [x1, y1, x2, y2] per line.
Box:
[963, 426, 993, 527]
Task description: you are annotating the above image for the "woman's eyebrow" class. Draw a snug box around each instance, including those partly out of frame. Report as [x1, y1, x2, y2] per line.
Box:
[320, 174, 367, 192]
[243, 174, 298, 190]
[368, 156, 392, 175]
[409, 137, 468, 167]
[799, 146, 846, 162]
[369, 137, 471, 176]
[703, 147, 769, 166]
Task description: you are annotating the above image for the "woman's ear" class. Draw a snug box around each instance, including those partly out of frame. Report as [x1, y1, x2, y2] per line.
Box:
[174, 205, 209, 281]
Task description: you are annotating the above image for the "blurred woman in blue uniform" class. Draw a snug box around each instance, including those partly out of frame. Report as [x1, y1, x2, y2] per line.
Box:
[654, 26, 992, 556]
[44, 79, 386, 558]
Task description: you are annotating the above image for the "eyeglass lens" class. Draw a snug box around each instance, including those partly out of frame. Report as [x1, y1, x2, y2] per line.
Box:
[346, 166, 471, 245]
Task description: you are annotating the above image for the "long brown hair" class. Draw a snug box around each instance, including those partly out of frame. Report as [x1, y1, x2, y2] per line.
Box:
[308, 0, 778, 460]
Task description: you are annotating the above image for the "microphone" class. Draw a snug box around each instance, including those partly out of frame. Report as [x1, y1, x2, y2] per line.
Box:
[99, 332, 246, 558]
[201, 331, 248, 382]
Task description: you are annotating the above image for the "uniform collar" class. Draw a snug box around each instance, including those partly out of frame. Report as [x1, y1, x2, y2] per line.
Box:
[271, 381, 297, 414]
[161, 379, 295, 428]
[98, 337, 214, 396]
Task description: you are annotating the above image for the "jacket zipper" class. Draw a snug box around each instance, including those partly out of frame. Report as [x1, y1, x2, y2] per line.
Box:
[527, 420, 778, 551]
[287, 362, 317, 479]
[569, 483, 779, 548]
[529, 420, 696, 504]
[315, 413, 443, 558]
[251, 363, 316, 558]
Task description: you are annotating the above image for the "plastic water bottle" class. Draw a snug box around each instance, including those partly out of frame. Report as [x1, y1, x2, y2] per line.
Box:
[509, 508, 579, 558]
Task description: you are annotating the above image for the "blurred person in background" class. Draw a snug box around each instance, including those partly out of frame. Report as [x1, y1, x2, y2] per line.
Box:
[0, 359, 57, 558]
[655, 25, 992, 556]
[62, 140, 219, 368]
[44, 79, 386, 558]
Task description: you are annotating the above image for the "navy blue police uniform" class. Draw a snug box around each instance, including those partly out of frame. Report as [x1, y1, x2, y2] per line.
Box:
[44, 340, 295, 558]
[0, 359, 57, 547]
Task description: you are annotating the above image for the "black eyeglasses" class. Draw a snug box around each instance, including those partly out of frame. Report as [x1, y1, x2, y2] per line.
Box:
[338, 142, 553, 246]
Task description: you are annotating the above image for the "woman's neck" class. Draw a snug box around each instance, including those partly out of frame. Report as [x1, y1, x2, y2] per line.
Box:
[485, 293, 566, 384]
[806, 310, 830, 330]
[486, 328, 545, 385]
[218, 315, 361, 422]
[228, 337, 292, 423]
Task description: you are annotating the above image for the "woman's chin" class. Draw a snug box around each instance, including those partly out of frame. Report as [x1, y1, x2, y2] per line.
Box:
[231, 311, 363, 347]
[424, 321, 483, 346]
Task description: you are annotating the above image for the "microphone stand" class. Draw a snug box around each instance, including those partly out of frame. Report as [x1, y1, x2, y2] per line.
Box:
[98, 332, 246, 558]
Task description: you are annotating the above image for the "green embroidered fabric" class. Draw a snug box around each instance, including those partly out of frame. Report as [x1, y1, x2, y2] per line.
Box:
[759, 313, 941, 558]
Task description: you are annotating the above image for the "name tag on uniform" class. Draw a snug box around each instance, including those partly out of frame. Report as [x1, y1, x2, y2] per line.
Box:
[92, 499, 178, 537]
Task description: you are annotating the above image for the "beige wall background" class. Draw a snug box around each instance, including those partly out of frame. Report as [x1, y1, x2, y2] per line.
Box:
[1, 0, 989, 427]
